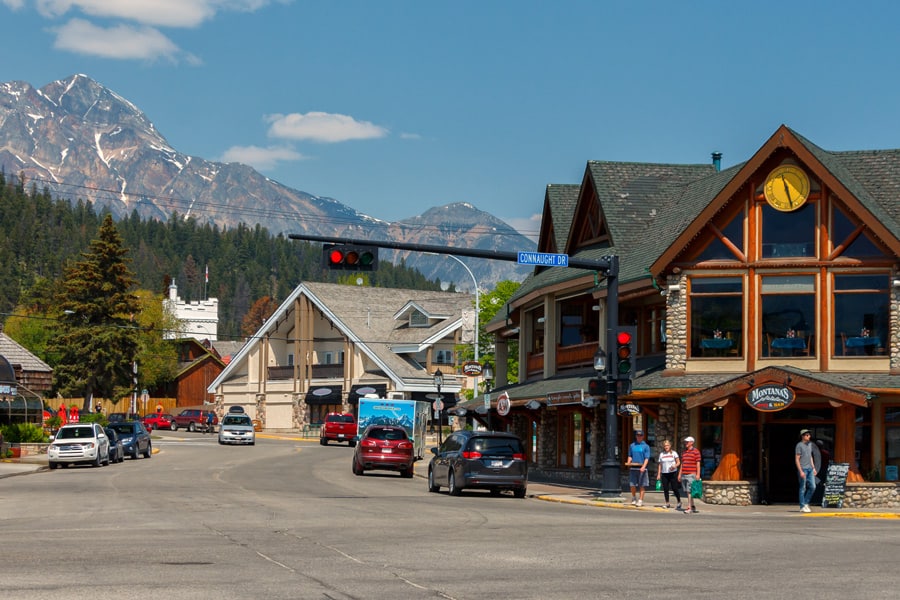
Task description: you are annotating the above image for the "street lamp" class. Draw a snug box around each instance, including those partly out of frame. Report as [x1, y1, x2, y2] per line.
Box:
[433, 369, 444, 446]
[482, 363, 494, 431]
[425, 253, 480, 400]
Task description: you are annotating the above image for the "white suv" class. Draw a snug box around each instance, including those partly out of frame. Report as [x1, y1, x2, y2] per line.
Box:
[48, 423, 111, 468]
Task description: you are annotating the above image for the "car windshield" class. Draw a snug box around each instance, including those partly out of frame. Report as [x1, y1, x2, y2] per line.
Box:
[109, 423, 135, 434]
[56, 426, 95, 439]
[327, 414, 354, 423]
[223, 416, 251, 426]
[366, 428, 407, 441]
[470, 437, 524, 456]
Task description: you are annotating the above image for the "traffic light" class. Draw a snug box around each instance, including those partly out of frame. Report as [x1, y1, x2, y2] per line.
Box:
[322, 244, 379, 271]
[587, 378, 604, 397]
[615, 326, 636, 382]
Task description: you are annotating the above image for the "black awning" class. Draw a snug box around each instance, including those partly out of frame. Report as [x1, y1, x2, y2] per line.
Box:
[305, 386, 343, 405]
[348, 384, 387, 405]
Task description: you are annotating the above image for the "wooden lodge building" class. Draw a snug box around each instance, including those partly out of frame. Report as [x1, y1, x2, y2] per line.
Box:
[481, 125, 900, 507]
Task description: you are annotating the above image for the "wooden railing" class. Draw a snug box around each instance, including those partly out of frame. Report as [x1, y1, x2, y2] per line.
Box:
[526, 342, 597, 378]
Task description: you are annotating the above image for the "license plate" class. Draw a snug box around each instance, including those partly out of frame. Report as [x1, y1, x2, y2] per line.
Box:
[338, 434, 344, 438]
[382, 448, 393, 453]
[491, 460, 503, 467]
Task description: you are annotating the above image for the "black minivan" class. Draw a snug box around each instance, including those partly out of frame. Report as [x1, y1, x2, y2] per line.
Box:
[427, 431, 528, 498]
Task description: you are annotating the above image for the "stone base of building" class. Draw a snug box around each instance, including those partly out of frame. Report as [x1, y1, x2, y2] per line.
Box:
[702, 480, 900, 508]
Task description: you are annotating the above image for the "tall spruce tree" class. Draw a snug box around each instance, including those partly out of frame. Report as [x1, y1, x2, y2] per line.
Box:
[49, 215, 141, 411]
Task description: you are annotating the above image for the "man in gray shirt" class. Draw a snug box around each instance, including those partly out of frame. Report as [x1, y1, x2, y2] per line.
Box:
[795, 429, 817, 513]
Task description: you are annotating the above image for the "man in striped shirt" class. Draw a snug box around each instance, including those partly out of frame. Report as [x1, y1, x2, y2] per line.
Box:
[679, 436, 702, 514]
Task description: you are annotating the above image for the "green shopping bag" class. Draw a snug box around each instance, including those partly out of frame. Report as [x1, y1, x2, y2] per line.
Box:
[690, 479, 703, 499]
[655, 479, 662, 491]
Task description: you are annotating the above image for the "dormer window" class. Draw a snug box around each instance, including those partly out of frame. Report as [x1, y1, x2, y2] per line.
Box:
[410, 310, 428, 328]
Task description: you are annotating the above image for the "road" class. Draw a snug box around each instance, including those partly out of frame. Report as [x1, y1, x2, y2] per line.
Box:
[1, 433, 898, 599]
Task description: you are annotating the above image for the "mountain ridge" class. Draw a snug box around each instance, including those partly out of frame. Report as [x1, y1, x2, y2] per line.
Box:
[0, 74, 535, 287]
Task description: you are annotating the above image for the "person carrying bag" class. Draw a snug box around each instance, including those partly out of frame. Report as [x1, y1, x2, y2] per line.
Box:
[655, 439, 682, 509]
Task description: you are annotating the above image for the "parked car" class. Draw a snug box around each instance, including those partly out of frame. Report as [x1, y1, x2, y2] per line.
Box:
[428, 431, 528, 498]
[107, 421, 152, 459]
[352, 425, 415, 477]
[218, 413, 255, 445]
[104, 427, 125, 463]
[108, 412, 141, 423]
[172, 409, 217, 432]
[142, 413, 175, 431]
[48, 423, 110, 468]
[320, 412, 357, 446]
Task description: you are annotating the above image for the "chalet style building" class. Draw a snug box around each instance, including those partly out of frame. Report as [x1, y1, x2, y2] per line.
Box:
[482, 125, 900, 507]
[208, 282, 472, 430]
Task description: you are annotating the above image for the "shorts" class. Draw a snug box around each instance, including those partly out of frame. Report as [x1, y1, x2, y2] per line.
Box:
[629, 468, 649, 488]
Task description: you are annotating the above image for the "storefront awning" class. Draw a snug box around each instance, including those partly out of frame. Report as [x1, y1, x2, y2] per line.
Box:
[348, 384, 387, 405]
[685, 366, 871, 410]
[305, 386, 343, 405]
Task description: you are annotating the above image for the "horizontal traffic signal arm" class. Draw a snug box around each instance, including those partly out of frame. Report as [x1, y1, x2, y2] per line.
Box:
[290, 233, 616, 275]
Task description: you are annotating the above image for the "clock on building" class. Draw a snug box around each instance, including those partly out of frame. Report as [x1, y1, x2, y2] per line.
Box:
[763, 164, 810, 211]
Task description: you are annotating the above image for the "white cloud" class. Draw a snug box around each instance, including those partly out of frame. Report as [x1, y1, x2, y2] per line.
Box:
[33, 0, 281, 27]
[399, 132, 422, 140]
[220, 144, 305, 171]
[506, 213, 542, 241]
[52, 18, 186, 61]
[266, 112, 389, 143]
[2, 0, 26, 10]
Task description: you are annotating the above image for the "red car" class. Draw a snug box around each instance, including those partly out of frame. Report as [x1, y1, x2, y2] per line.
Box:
[352, 425, 415, 478]
[320, 412, 357, 446]
[142, 413, 175, 431]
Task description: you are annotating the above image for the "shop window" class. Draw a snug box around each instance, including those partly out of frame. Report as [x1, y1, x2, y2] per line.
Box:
[761, 203, 816, 258]
[696, 209, 744, 261]
[761, 275, 815, 358]
[832, 205, 889, 259]
[689, 277, 743, 358]
[856, 406, 873, 480]
[833, 274, 889, 357]
[699, 406, 723, 478]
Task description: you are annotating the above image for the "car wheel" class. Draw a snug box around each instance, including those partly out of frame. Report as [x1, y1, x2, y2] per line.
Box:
[513, 487, 527, 499]
[319, 437, 327, 446]
[144, 443, 152, 458]
[103, 449, 110, 466]
[49, 462, 58, 470]
[428, 469, 440, 492]
[490, 488, 501, 497]
[401, 466, 414, 478]
[132, 447, 141, 459]
[352, 459, 363, 476]
[448, 471, 462, 496]
[93, 453, 102, 468]
[170, 423, 178, 431]
[188, 422, 195, 432]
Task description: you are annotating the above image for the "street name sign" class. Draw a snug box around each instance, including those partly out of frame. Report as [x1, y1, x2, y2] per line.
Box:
[517, 252, 569, 267]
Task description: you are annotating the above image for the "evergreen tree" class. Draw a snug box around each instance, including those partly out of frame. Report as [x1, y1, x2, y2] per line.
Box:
[49, 215, 142, 411]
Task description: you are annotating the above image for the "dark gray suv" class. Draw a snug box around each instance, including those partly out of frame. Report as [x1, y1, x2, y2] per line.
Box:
[428, 431, 528, 498]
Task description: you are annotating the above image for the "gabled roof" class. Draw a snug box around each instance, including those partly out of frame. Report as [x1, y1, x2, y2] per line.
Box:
[652, 125, 900, 272]
[538, 184, 580, 254]
[0, 332, 51, 373]
[208, 282, 472, 393]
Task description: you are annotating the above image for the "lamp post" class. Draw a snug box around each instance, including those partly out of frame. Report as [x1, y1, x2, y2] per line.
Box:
[482, 363, 493, 431]
[433, 369, 444, 446]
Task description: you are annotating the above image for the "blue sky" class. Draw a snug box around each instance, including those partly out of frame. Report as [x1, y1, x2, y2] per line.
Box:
[2, 1, 900, 241]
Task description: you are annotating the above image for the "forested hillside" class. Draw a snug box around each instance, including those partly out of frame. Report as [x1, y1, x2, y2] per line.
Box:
[0, 174, 446, 341]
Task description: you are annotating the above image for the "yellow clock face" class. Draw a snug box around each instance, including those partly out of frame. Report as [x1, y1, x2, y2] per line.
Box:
[763, 165, 810, 212]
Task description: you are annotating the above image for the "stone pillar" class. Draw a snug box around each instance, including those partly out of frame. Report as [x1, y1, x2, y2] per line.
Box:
[538, 410, 557, 469]
[255, 393, 266, 430]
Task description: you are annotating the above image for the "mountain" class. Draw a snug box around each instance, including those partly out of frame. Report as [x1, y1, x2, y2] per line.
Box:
[0, 74, 535, 287]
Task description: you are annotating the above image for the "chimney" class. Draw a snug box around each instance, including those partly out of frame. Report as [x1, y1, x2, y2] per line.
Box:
[711, 152, 722, 172]
[169, 279, 178, 301]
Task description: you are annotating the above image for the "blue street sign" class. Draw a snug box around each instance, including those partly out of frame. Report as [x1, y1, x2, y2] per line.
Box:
[517, 252, 569, 267]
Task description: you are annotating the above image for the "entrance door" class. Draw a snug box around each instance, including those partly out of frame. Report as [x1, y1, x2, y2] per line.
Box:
[762, 423, 834, 504]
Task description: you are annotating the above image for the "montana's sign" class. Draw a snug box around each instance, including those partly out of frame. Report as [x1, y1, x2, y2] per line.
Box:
[746, 384, 795, 412]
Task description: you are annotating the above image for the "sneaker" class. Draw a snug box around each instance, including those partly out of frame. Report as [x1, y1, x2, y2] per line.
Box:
[665, 504, 671, 509]
[801, 505, 811, 513]
[631, 498, 638, 506]
[636, 500, 643, 507]
[691, 507, 699, 514]
[676, 503, 683, 511]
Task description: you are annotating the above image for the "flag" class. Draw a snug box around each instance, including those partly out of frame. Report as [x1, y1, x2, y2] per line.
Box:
[205, 265, 209, 283]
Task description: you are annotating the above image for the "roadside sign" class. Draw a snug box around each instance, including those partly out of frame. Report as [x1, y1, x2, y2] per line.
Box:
[517, 251, 569, 267]
[483, 393, 491, 410]
[434, 398, 444, 411]
[497, 392, 511, 416]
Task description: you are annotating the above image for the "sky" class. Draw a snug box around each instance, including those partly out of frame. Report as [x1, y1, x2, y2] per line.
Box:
[2, 1, 900, 242]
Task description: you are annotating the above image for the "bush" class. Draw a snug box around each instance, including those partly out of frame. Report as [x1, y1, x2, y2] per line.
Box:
[0, 423, 49, 443]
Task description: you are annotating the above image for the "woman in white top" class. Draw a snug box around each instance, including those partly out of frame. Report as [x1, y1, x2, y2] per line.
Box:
[655, 439, 682, 509]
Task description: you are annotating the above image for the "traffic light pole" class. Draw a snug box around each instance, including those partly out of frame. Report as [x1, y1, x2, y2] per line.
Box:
[289, 232, 621, 495]
[600, 256, 621, 497]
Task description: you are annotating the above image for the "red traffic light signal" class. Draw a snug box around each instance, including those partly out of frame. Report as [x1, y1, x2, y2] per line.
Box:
[615, 326, 636, 380]
[323, 244, 378, 271]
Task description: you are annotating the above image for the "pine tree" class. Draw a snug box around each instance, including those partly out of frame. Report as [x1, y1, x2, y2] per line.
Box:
[49, 215, 141, 411]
